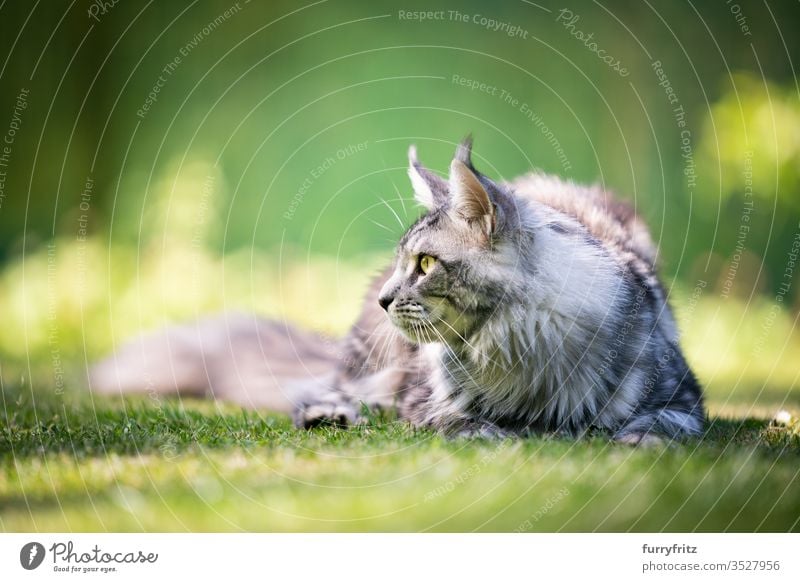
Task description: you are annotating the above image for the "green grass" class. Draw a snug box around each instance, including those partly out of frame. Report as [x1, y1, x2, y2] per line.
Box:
[2, 249, 799, 532]
[2, 380, 799, 532]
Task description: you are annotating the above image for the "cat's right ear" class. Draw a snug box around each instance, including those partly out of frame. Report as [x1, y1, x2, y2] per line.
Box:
[408, 145, 447, 211]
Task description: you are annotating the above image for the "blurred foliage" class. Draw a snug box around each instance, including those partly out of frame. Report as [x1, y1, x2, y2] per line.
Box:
[699, 74, 800, 208]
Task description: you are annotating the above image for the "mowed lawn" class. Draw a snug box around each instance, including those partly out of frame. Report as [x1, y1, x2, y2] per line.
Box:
[1, 377, 799, 532]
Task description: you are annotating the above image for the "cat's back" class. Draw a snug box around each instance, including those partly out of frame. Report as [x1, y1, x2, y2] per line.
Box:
[507, 172, 657, 268]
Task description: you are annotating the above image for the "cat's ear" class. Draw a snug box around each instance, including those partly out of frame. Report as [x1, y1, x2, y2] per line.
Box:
[448, 158, 494, 230]
[408, 145, 447, 210]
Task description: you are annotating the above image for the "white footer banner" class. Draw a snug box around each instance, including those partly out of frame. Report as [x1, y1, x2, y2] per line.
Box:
[0, 534, 796, 580]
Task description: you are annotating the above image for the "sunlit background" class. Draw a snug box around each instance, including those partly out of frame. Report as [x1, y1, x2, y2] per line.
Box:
[1, 1, 800, 531]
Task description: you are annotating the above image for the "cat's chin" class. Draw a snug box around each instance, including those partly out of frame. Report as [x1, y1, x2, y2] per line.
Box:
[392, 321, 427, 344]
[391, 318, 464, 347]
[388, 318, 436, 345]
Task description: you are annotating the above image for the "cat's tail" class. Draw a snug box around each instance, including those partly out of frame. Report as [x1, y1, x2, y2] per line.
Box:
[89, 312, 339, 414]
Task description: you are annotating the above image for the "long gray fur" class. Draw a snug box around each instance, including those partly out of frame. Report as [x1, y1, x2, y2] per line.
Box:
[91, 138, 704, 444]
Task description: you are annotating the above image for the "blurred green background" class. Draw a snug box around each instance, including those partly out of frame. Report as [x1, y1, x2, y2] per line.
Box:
[0, 0, 798, 407]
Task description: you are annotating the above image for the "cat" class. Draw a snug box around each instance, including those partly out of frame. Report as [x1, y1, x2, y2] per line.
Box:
[91, 138, 704, 444]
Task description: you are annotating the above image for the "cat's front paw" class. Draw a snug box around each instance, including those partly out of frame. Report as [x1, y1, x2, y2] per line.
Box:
[293, 392, 358, 429]
[614, 432, 664, 447]
[451, 421, 511, 439]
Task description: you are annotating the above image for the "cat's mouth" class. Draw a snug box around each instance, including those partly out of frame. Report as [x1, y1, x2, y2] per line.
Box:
[389, 304, 436, 343]
[390, 314, 424, 340]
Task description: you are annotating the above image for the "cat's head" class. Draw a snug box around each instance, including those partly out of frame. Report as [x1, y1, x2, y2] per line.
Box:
[378, 138, 525, 346]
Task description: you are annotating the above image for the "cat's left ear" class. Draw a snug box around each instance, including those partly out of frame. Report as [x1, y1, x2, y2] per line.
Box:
[448, 159, 494, 234]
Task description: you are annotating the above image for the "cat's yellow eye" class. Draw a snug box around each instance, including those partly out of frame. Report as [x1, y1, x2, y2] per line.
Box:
[419, 254, 436, 275]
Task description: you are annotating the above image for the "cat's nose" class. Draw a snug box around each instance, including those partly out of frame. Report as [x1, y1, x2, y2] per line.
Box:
[378, 294, 394, 311]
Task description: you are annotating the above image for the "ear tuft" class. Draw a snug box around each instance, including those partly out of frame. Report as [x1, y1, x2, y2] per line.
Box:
[408, 144, 420, 165]
[408, 145, 446, 211]
[454, 135, 474, 168]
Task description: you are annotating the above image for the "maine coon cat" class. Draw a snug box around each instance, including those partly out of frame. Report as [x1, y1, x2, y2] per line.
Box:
[91, 138, 704, 444]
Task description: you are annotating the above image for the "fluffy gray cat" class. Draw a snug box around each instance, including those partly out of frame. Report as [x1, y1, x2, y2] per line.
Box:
[91, 138, 704, 444]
